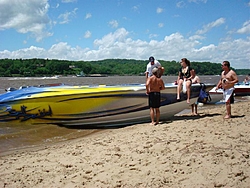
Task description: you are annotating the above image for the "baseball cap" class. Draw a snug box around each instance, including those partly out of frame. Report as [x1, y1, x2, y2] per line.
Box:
[149, 56, 154, 62]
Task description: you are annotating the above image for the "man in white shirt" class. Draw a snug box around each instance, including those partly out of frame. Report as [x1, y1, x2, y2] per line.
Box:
[145, 56, 163, 81]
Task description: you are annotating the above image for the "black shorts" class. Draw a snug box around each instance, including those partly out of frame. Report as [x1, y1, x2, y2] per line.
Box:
[148, 92, 161, 108]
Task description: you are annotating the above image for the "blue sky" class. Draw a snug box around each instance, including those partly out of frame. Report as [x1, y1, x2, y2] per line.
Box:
[0, 0, 249, 69]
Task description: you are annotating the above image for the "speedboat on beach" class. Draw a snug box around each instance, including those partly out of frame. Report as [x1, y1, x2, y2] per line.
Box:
[0, 83, 215, 127]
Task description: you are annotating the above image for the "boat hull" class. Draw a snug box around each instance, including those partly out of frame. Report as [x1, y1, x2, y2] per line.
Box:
[0, 83, 214, 127]
[208, 84, 250, 104]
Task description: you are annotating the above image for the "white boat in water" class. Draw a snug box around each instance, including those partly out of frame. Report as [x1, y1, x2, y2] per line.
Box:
[0, 83, 215, 127]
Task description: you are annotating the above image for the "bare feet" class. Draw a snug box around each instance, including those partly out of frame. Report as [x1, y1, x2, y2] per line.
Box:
[154, 122, 159, 125]
[150, 122, 155, 125]
[192, 113, 198, 116]
[187, 99, 190, 104]
[224, 115, 231, 119]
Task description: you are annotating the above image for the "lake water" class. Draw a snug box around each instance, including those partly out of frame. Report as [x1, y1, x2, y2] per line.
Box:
[0, 75, 246, 155]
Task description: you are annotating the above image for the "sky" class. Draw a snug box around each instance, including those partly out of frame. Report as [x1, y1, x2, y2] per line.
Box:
[0, 0, 249, 69]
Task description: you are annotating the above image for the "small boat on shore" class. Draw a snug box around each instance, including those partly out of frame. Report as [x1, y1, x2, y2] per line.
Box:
[209, 83, 250, 96]
[0, 83, 215, 127]
[208, 83, 250, 103]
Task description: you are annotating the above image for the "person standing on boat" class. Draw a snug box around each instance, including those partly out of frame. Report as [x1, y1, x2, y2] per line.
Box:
[145, 56, 164, 81]
[176, 58, 195, 103]
[146, 67, 165, 125]
[215, 61, 238, 119]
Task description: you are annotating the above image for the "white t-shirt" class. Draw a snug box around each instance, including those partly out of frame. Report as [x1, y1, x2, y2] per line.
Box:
[145, 60, 161, 77]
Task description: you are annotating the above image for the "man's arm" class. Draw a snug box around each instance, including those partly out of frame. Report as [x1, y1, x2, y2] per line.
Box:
[229, 71, 239, 84]
[146, 79, 150, 94]
[160, 79, 165, 90]
[216, 73, 223, 90]
[145, 72, 149, 81]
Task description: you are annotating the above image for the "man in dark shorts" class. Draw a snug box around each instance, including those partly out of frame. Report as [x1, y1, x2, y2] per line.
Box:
[146, 67, 165, 125]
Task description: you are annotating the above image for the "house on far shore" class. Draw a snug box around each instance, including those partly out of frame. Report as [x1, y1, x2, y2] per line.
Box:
[89, 74, 107, 77]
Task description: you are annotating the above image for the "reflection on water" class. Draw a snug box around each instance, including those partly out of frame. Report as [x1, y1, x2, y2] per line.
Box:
[0, 75, 245, 154]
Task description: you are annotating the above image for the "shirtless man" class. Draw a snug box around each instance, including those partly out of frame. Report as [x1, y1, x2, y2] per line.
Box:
[215, 61, 238, 119]
[146, 67, 165, 125]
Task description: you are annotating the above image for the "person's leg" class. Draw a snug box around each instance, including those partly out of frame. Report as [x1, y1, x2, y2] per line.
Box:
[177, 80, 183, 100]
[155, 108, 160, 125]
[150, 107, 155, 124]
[224, 102, 231, 119]
[195, 104, 198, 115]
[186, 80, 192, 103]
[191, 104, 194, 115]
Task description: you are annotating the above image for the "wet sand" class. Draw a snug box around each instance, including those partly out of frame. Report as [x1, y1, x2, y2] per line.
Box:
[0, 99, 249, 187]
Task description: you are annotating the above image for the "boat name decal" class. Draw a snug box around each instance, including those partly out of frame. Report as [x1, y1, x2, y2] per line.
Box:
[6, 105, 52, 121]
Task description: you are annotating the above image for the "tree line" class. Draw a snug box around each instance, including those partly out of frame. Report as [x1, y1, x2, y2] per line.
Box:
[0, 58, 249, 77]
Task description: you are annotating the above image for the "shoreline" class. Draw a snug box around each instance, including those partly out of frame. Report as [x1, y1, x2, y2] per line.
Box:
[0, 129, 107, 157]
[0, 100, 249, 187]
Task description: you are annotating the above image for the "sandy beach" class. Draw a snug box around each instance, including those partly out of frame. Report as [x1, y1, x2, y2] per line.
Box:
[0, 100, 249, 188]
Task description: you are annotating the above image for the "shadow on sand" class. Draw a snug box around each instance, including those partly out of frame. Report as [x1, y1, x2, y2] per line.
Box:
[59, 113, 247, 130]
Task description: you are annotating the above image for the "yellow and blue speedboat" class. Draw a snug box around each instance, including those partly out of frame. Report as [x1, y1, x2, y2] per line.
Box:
[0, 83, 215, 127]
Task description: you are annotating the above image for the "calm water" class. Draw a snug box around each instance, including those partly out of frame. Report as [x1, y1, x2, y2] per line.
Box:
[0, 75, 246, 155]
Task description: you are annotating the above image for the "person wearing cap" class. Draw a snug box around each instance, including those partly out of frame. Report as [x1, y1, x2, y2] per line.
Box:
[146, 67, 165, 125]
[145, 56, 163, 81]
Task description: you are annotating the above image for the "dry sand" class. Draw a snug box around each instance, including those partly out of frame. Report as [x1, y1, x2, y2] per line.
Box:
[0, 100, 250, 188]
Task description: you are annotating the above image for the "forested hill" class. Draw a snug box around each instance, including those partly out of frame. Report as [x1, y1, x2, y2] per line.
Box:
[0, 58, 249, 77]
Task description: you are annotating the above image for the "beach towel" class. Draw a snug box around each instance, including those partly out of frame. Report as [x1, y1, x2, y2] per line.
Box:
[182, 79, 187, 94]
[223, 87, 234, 102]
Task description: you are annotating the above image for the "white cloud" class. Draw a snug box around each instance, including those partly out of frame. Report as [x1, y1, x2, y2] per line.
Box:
[237, 20, 250, 34]
[188, 0, 207, 3]
[149, 34, 158, 39]
[58, 8, 78, 24]
[0, 0, 52, 42]
[84, 30, 91, 38]
[188, 35, 204, 41]
[196, 18, 225, 35]
[85, 13, 92, 20]
[176, 1, 185, 8]
[0, 28, 249, 69]
[94, 28, 129, 48]
[158, 23, 164, 28]
[109, 20, 119, 28]
[61, 0, 77, 3]
[156, 8, 164, 13]
[132, 5, 140, 12]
